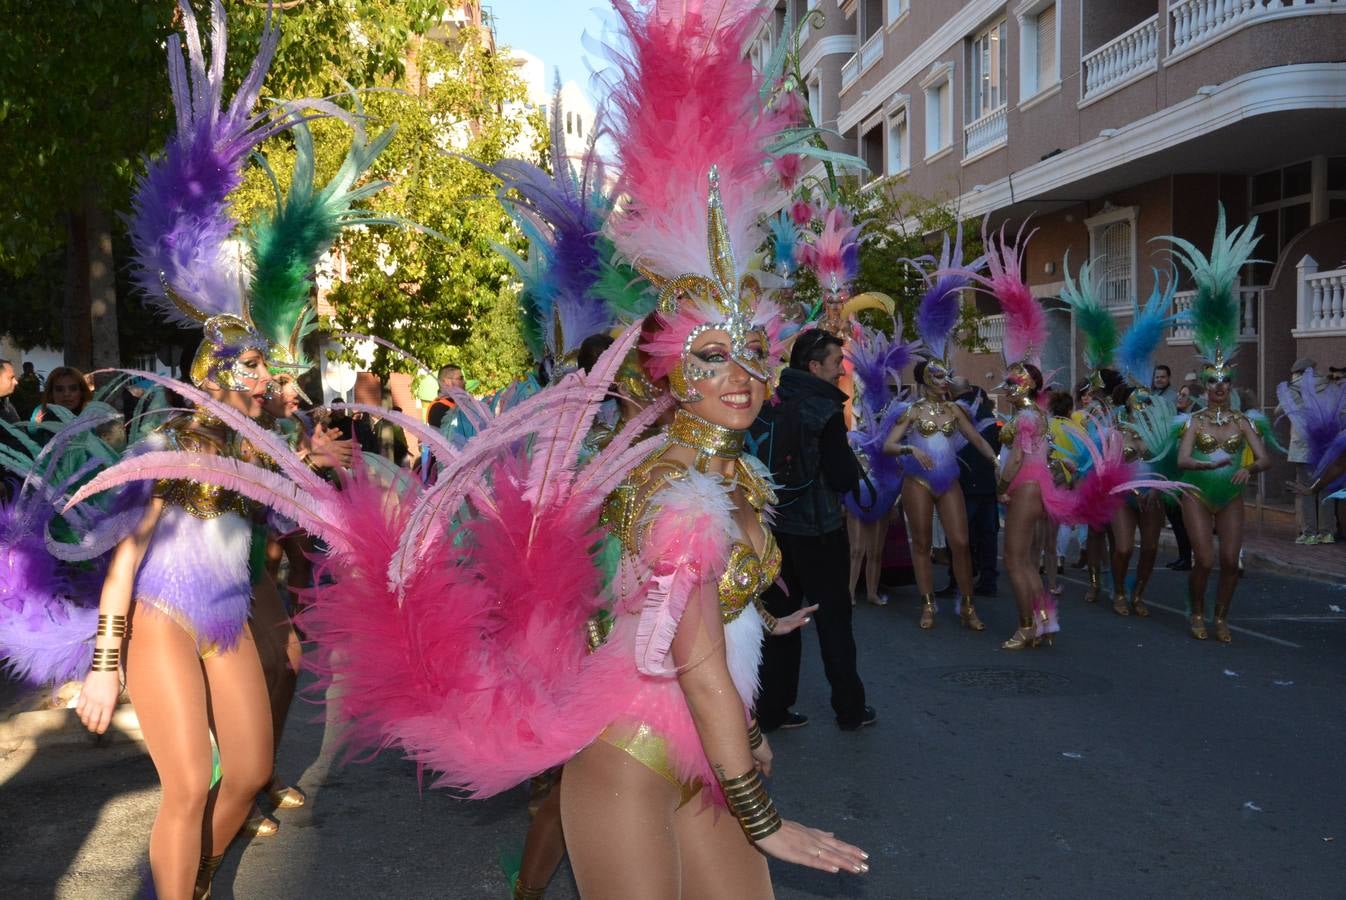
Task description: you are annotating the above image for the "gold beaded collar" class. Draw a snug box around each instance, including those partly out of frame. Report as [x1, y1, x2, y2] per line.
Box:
[666, 408, 744, 467]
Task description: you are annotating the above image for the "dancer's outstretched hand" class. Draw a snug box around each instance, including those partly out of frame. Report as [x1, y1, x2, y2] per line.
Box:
[757, 820, 869, 875]
[770, 604, 818, 636]
[76, 670, 121, 735]
[911, 448, 934, 470]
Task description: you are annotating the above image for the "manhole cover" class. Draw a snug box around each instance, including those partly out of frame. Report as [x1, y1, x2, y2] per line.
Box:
[938, 667, 1071, 696]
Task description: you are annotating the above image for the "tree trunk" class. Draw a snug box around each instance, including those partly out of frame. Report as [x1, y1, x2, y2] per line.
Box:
[63, 196, 120, 377]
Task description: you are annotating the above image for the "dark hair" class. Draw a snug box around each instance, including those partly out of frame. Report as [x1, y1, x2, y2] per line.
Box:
[1097, 368, 1122, 395]
[576, 333, 616, 374]
[1023, 363, 1044, 393]
[1112, 384, 1136, 408]
[1154, 364, 1171, 377]
[1047, 389, 1074, 418]
[438, 364, 462, 379]
[913, 360, 928, 385]
[789, 329, 843, 371]
[42, 366, 93, 413]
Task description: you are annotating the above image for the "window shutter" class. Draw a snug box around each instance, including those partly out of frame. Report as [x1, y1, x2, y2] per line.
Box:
[1037, 5, 1057, 88]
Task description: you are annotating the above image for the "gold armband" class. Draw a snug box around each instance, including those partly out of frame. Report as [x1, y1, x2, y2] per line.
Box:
[754, 597, 778, 633]
[895, 445, 914, 456]
[717, 768, 782, 842]
[96, 614, 130, 639]
[90, 647, 122, 672]
[747, 720, 763, 750]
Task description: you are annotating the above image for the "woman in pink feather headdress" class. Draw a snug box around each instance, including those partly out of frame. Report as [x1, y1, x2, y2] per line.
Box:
[549, 2, 868, 894]
[974, 223, 1064, 650]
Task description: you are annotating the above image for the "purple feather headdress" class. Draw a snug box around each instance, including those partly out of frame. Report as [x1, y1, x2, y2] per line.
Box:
[913, 228, 981, 365]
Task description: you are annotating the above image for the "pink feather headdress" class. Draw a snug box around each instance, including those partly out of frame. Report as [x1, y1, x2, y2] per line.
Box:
[801, 205, 862, 297]
[973, 219, 1044, 367]
[602, 1, 792, 396]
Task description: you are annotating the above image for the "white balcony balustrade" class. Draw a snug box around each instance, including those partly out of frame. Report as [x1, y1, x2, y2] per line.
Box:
[1082, 14, 1159, 101]
[964, 106, 1007, 158]
[841, 53, 859, 90]
[1169, 285, 1262, 344]
[1296, 256, 1346, 336]
[979, 313, 1005, 353]
[1169, 0, 1346, 57]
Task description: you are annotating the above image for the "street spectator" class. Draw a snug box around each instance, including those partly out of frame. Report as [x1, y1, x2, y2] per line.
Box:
[1283, 358, 1333, 544]
[12, 361, 42, 419]
[752, 329, 875, 732]
[33, 365, 92, 421]
[426, 364, 465, 432]
[1046, 390, 1085, 575]
[1151, 364, 1173, 400]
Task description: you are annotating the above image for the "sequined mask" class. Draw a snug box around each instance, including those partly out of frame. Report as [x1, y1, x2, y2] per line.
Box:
[191, 314, 273, 391]
[922, 359, 952, 389]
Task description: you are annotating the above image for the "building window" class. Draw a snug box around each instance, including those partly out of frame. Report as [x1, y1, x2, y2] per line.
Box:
[920, 62, 954, 157]
[886, 107, 909, 175]
[575, 115, 583, 139]
[1017, 1, 1058, 101]
[565, 112, 573, 135]
[1249, 159, 1319, 285]
[861, 121, 884, 181]
[967, 18, 1007, 124]
[808, 73, 822, 127]
[888, 0, 908, 26]
[861, 0, 884, 42]
[1085, 206, 1138, 310]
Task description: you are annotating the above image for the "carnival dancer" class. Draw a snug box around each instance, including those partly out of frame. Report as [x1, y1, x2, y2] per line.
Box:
[1106, 274, 1184, 617]
[1278, 366, 1346, 525]
[844, 317, 918, 607]
[1167, 209, 1273, 643]
[882, 233, 998, 630]
[56, 3, 388, 894]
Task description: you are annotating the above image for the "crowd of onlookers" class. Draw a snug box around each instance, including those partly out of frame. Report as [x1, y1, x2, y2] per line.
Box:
[1283, 356, 1346, 545]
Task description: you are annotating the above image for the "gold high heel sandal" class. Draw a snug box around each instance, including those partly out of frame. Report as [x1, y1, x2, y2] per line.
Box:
[513, 882, 546, 900]
[193, 853, 224, 900]
[1002, 617, 1037, 650]
[1084, 566, 1102, 603]
[1213, 604, 1232, 643]
[919, 594, 936, 630]
[266, 783, 307, 810]
[958, 596, 985, 631]
[1130, 588, 1150, 617]
[242, 806, 280, 838]
[1189, 614, 1208, 641]
[1112, 590, 1130, 616]
[1035, 607, 1055, 647]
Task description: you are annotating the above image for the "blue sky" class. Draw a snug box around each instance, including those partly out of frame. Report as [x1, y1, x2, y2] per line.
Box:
[490, 0, 614, 105]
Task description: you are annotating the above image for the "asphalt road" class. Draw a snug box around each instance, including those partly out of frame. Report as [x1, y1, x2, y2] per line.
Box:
[3, 560, 1344, 899]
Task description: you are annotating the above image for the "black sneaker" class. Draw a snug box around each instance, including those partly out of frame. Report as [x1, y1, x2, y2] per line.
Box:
[838, 706, 877, 731]
[777, 711, 809, 730]
[973, 582, 997, 598]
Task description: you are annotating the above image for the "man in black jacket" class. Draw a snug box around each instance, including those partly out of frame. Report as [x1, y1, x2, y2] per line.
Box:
[938, 384, 1001, 597]
[751, 331, 875, 732]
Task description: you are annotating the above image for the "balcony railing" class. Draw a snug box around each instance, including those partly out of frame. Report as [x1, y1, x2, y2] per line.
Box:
[1168, 0, 1346, 57]
[859, 31, 884, 73]
[979, 313, 1005, 353]
[1169, 285, 1262, 344]
[841, 53, 859, 90]
[963, 106, 1007, 158]
[1082, 14, 1160, 101]
[1296, 256, 1346, 336]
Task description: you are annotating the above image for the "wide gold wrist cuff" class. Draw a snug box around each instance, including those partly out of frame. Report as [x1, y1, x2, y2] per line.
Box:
[747, 720, 763, 750]
[90, 647, 122, 672]
[718, 768, 782, 842]
[96, 614, 130, 639]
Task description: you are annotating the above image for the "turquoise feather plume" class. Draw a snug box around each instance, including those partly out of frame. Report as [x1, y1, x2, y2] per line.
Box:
[1060, 253, 1118, 373]
[1161, 204, 1261, 366]
[1117, 269, 1181, 386]
[247, 119, 400, 367]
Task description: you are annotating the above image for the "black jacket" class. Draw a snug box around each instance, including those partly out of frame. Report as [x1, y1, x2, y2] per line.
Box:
[757, 367, 860, 537]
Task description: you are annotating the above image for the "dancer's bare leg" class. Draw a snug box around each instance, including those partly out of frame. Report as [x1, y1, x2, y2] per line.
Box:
[935, 486, 975, 598]
[1003, 483, 1044, 623]
[864, 517, 889, 604]
[1181, 493, 1216, 638]
[201, 626, 273, 855]
[125, 605, 214, 900]
[517, 777, 566, 895]
[1212, 497, 1245, 640]
[675, 788, 772, 899]
[1109, 504, 1138, 614]
[902, 483, 935, 596]
[561, 741, 680, 900]
[1133, 498, 1165, 614]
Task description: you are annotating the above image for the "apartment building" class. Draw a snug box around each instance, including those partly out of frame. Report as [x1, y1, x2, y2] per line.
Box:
[759, 0, 1346, 504]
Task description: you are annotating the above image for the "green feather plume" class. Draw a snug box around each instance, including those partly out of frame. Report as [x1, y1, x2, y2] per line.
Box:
[1161, 204, 1261, 366]
[247, 119, 401, 368]
[1060, 253, 1118, 373]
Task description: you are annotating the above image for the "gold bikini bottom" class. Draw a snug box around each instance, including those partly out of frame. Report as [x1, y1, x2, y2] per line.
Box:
[599, 721, 704, 807]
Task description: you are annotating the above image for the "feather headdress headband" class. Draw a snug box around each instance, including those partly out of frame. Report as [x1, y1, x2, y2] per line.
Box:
[602, 0, 790, 398]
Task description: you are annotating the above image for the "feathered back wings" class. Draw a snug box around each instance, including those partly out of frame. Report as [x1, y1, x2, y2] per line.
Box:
[1117, 271, 1180, 387]
[916, 228, 981, 362]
